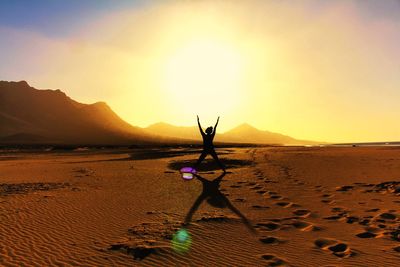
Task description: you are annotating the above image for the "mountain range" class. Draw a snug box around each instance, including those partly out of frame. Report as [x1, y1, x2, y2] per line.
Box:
[145, 122, 316, 145]
[0, 81, 318, 145]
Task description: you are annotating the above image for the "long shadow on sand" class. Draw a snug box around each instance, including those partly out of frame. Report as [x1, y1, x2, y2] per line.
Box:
[68, 148, 233, 164]
[169, 158, 253, 172]
[121, 148, 232, 161]
[184, 172, 256, 233]
[108, 172, 256, 261]
[124, 148, 203, 160]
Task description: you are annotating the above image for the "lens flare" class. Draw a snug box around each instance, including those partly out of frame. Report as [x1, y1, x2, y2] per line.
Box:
[171, 228, 192, 253]
[180, 167, 196, 180]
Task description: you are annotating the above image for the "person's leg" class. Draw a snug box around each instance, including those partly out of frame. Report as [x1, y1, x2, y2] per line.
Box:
[194, 151, 207, 169]
[210, 150, 226, 172]
[184, 193, 206, 226]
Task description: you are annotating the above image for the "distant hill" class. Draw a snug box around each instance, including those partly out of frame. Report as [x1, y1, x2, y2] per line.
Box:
[0, 81, 168, 145]
[0, 80, 320, 146]
[221, 123, 316, 145]
[145, 122, 318, 145]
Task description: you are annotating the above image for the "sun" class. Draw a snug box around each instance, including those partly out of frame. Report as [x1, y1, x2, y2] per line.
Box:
[161, 38, 244, 118]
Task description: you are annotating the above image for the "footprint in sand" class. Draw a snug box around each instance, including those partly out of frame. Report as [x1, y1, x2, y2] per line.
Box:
[331, 207, 346, 213]
[379, 212, 397, 220]
[260, 254, 287, 266]
[358, 218, 372, 226]
[323, 215, 346, 221]
[356, 231, 377, 238]
[314, 238, 353, 258]
[385, 229, 400, 242]
[256, 190, 268, 195]
[320, 193, 336, 204]
[259, 236, 283, 245]
[314, 238, 336, 248]
[328, 243, 351, 257]
[275, 202, 293, 208]
[346, 216, 359, 224]
[335, 185, 354, 192]
[321, 199, 335, 204]
[290, 220, 321, 231]
[255, 222, 281, 231]
[365, 208, 380, 212]
[251, 185, 264, 190]
[292, 209, 311, 217]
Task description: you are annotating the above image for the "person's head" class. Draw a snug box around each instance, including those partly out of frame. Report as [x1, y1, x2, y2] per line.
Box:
[205, 126, 213, 135]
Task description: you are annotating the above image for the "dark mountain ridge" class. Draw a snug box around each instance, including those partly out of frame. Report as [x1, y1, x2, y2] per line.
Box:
[0, 81, 320, 146]
[0, 81, 158, 145]
[145, 122, 318, 145]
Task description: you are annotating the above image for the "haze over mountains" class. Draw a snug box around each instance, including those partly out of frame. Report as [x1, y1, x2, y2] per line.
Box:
[0, 81, 317, 145]
[145, 122, 316, 145]
[0, 81, 160, 145]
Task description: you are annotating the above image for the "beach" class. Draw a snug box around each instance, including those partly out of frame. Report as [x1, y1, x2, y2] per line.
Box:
[1, 146, 400, 266]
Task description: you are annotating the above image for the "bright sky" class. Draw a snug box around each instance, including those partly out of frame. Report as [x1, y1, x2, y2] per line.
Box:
[1, 0, 400, 143]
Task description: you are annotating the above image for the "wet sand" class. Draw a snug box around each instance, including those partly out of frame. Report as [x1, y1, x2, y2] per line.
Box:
[1, 146, 400, 266]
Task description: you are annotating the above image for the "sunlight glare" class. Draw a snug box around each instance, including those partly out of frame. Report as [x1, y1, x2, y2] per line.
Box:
[162, 39, 244, 117]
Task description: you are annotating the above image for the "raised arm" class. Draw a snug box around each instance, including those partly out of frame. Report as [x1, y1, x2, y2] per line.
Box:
[197, 115, 205, 136]
[193, 173, 207, 183]
[212, 116, 220, 135]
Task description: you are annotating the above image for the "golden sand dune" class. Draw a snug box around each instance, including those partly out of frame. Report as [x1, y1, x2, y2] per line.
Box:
[1, 146, 400, 266]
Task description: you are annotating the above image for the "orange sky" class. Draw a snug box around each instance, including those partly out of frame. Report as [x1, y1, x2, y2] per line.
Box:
[1, 1, 400, 143]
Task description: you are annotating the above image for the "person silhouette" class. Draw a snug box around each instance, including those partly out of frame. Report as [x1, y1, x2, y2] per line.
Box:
[194, 115, 226, 172]
[183, 172, 255, 233]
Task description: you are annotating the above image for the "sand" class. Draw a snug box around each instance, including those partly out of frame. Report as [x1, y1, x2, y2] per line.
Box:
[1, 146, 400, 266]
